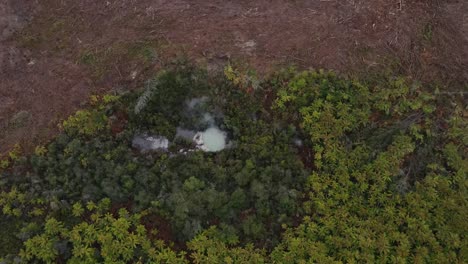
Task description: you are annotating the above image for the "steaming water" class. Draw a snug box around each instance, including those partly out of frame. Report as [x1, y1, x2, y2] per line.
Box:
[175, 127, 196, 140]
[134, 96, 228, 153]
[178, 126, 227, 152]
[132, 135, 169, 152]
[202, 113, 215, 125]
[199, 127, 226, 152]
[179, 97, 227, 152]
[187, 96, 209, 109]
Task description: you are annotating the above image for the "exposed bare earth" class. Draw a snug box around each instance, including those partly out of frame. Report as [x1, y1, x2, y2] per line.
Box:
[1, 0, 467, 154]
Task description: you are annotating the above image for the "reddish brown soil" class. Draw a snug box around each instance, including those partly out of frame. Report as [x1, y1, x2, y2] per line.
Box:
[1, 0, 467, 155]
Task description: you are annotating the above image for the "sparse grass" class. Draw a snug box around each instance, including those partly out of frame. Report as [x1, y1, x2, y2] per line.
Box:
[15, 16, 77, 54]
[16, 33, 41, 50]
[423, 23, 434, 42]
[77, 41, 159, 80]
[127, 41, 158, 62]
[0, 111, 32, 140]
[78, 51, 98, 66]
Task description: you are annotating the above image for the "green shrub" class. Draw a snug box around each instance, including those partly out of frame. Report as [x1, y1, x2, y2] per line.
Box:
[19, 203, 186, 263]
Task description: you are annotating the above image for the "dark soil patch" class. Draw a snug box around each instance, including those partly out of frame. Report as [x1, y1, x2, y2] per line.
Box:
[1, 0, 467, 155]
[297, 145, 315, 170]
[142, 214, 186, 251]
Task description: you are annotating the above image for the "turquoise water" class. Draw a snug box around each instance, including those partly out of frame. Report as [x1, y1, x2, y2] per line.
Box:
[200, 127, 226, 152]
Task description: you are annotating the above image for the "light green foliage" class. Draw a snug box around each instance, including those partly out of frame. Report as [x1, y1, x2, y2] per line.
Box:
[20, 203, 186, 263]
[34, 146, 47, 156]
[60, 94, 119, 137]
[7, 144, 22, 161]
[189, 227, 267, 264]
[269, 71, 466, 263]
[102, 94, 120, 104]
[22, 232, 58, 263]
[275, 70, 372, 168]
[0, 189, 46, 259]
[71, 202, 84, 217]
[0, 144, 22, 171]
[272, 139, 467, 262]
[62, 109, 108, 136]
[224, 65, 260, 91]
[0, 188, 45, 218]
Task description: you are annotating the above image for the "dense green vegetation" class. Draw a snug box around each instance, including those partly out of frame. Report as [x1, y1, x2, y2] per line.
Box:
[0, 64, 466, 263]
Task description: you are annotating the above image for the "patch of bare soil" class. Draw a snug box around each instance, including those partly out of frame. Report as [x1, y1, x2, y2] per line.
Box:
[1, 0, 467, 154]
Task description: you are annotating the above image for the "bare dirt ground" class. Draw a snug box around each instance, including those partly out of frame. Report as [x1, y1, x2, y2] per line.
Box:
[1, 0, 467, 155]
